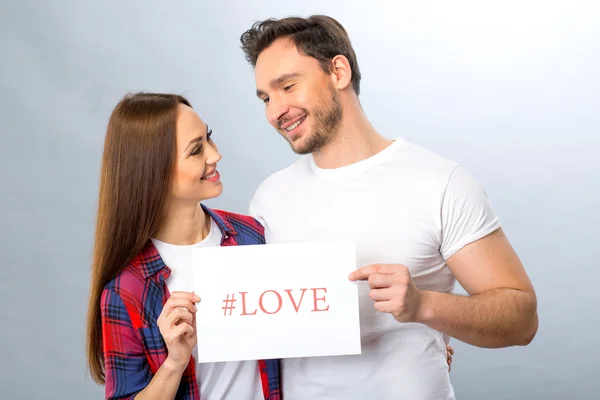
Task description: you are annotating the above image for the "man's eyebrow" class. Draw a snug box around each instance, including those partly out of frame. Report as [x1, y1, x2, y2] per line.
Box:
[256, 73, 301, 97]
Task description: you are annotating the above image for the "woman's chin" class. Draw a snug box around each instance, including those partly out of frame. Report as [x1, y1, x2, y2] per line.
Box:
[199, 183, 224, 202]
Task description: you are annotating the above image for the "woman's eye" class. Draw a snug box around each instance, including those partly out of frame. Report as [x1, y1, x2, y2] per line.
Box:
[190, 146, 201, 156]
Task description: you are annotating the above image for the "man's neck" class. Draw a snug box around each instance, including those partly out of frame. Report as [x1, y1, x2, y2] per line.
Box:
[153, 202, 210, 245]
[312, 99, 393, 169]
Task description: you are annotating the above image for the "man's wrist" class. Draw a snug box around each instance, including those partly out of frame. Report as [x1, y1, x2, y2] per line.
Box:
[415, 290, 437, 325]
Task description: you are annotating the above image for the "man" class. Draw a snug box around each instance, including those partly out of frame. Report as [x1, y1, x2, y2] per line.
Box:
[240, 15, 538, 400]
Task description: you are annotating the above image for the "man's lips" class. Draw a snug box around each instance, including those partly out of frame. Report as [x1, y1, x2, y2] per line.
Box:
[280, 115, 307, 131]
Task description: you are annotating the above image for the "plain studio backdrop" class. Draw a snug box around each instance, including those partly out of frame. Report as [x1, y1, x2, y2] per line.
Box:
[1, 1, 598, 399]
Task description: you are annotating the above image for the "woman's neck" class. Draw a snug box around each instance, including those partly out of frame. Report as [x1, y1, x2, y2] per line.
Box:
[153, 202, 210, 245]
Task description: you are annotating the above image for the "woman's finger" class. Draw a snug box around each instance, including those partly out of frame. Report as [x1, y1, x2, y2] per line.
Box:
[164, 322, 194, 344]
[160, 297, 198, 321]
[158, 308, 193, 333]
[166, 308, 193, 328]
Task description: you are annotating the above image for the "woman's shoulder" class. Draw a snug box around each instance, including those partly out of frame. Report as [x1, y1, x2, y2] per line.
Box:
[207, 208, 265, 244]
[209, 208, 263, 231]
[102, 243, 163, 306]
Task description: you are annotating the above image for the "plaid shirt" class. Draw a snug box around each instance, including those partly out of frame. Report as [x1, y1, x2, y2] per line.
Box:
[101, 206, 282, 399]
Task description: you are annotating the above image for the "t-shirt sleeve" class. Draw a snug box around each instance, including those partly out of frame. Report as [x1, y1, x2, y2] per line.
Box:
[440, 165, 502, 260]
[248, 185, 267, 227]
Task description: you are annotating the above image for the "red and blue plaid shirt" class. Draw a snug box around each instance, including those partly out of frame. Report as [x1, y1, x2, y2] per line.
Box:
[101, 206, 282, 399]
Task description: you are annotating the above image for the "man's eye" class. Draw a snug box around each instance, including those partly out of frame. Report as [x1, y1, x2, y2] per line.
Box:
[262, 97, 270, 104]
[284, 84, 294, 91]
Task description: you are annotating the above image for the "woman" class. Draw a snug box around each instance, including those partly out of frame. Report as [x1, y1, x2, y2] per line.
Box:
[85, 92, 280, 399]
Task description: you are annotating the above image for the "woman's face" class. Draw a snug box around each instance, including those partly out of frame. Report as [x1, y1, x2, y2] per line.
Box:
[171, 104, 223, 203]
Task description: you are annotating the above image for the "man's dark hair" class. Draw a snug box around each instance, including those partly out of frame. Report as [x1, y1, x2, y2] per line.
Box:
[240, 15, 362, 95]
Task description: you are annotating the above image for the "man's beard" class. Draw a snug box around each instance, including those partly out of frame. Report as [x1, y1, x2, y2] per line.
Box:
[285, 87, 343, 155]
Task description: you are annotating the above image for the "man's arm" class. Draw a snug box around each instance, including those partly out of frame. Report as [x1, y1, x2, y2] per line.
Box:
[349, 165, 538, 349]
[349, 229, 538, 348]
[418, 227, 538, 348]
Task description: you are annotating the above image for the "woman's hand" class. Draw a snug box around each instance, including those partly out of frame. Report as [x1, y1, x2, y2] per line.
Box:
[157, 291, 201, 372]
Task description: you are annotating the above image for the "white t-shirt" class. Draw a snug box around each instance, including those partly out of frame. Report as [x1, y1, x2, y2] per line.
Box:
[151, 217, 264, 400]
[248, 138, 501, 400]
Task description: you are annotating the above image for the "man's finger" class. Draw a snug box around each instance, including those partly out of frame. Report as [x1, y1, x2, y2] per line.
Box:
[373, 300, 398, 314]
[348, 264, 400, 281]
[369, 288, 394, 301]
[368, 274, 393, 289]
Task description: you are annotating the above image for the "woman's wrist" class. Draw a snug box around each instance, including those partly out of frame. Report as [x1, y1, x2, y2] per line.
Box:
[162, 356, 189, 376]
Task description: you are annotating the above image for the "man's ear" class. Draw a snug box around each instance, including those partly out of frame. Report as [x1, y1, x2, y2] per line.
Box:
[329, 55, 352, 91]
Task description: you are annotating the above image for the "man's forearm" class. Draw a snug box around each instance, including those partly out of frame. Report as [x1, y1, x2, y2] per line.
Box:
[416, 288, 538, 348]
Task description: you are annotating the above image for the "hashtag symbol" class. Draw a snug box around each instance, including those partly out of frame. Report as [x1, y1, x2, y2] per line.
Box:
[222, 293, 236, 316]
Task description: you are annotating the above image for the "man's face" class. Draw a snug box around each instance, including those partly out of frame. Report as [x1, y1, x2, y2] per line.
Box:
[254, 38, 342, 155]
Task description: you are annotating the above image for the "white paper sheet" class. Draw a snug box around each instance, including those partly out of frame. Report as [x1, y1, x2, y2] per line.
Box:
[192, 240, 361, 363]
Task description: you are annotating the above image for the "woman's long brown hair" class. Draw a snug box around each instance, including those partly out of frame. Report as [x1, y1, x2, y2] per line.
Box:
[86, 92, 191, 384]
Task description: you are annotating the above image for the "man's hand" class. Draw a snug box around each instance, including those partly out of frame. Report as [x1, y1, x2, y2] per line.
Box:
[348, 264, 424, 323]
[348, 265, 455, 371]
[446, 344, 454, 372]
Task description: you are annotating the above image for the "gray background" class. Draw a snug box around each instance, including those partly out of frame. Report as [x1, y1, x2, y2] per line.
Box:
[1, 0, 598, 399]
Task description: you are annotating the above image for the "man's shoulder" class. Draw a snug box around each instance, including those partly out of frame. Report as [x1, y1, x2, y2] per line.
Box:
[247, 157, 310, 221]
[253, 157, 310, 196]
[397, 139, 460, 174]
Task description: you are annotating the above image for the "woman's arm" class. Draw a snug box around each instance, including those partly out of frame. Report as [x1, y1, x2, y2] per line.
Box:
[102, 288, 153, 399]
[133, 359, 186, 400]
[102, 290, 198, 400]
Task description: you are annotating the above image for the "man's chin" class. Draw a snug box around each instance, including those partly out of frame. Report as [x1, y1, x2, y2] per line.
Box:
[288, 139, 312, 155]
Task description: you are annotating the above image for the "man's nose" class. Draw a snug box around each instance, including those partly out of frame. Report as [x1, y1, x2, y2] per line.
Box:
[267, 97, 290, 128]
